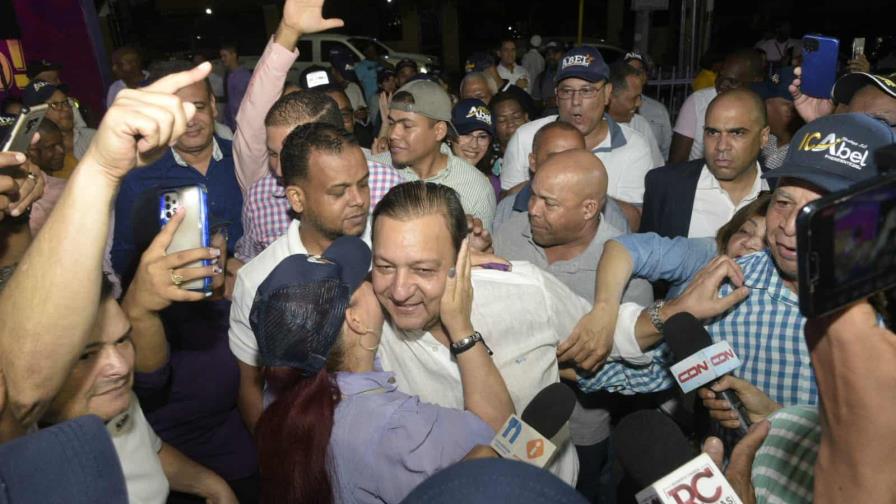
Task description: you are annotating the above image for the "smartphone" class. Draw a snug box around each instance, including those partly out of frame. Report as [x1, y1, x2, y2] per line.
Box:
[797, 173, 896, 318]
[852, 37, 866, 60]
[1, 104, 48, 154]
[801, 34, 839, 99]
[159, 185, 212, 292]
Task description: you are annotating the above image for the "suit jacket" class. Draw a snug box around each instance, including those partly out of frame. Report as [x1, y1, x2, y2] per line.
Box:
[639, 158, 705, 239]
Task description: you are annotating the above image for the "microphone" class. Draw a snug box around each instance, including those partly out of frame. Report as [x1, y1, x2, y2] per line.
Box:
[490, 382, 576, 468]
[615, 410, 743, 504]
[663, 312, 751, 437]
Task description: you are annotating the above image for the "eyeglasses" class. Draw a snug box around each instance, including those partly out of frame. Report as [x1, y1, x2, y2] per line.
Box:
[47, 98, 72, 111]
[458, 132, 491, 145]
[556, 83, 606, 100]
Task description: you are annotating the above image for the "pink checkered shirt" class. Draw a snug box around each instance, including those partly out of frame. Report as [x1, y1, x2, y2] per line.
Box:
[234, 160, 403, 262]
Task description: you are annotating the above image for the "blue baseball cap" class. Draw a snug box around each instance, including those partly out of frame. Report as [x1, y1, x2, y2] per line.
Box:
[22, 79, 68, 107]
[764, 113, 896, 192]
[751, 67, 795, 102]
[251, 236, 371, 374]
[554, 46, 609, 84]
[451, 98, 494, 136]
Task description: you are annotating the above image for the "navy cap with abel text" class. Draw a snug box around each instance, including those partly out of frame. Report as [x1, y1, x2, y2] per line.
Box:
[764, 113, 896, 192]
[554, 46, 610, 84]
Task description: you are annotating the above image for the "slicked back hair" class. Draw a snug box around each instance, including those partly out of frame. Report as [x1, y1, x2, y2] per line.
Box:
[372, 181, 467, 258]
[280, 122, 358, 186]
[265, 89, 343, 129]
[609, 61, 644, 96]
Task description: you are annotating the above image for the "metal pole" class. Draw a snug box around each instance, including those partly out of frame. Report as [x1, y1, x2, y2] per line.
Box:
[577, 0, 585, 45]
[690, 0, 697, 77]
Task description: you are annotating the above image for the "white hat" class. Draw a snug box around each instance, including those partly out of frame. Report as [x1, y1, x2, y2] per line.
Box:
[530, 35, 542, 48]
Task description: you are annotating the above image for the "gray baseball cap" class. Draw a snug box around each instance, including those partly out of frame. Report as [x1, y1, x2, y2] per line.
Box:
[390, 79, 452, 122]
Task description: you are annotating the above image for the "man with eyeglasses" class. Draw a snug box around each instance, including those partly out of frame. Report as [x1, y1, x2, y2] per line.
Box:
[669, 48, 763, 164]
[500, 46, 661, 227]
[22, 80, 96, 180]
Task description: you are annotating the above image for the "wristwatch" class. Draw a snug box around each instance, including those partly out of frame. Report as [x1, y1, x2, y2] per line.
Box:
[648, 299, 667, 332]
[450, 331, 493, 356]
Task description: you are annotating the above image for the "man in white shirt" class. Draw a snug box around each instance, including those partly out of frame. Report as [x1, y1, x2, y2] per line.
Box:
[370, 181, 662, 487]
[500, 46, 660, 226]
[521, 35, 545, 91]
[606, 61, 664, 167]
[669, 49, 762, 164]
[496, 38, 530, 93]
[40, 280, 236, 504]
[641, 88, 770, 239]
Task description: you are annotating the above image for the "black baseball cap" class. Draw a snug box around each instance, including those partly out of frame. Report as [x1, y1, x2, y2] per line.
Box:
[465, 51, 495, 73]
[764, 113, 896, 192]
[751, 67, 796, 102]
[26, 59, 62, 80]
[555, 46, 610, 84]
[832, 72, 896, 105]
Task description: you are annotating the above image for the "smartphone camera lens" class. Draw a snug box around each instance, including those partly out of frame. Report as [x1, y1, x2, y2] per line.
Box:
[804, 38, 819, 51]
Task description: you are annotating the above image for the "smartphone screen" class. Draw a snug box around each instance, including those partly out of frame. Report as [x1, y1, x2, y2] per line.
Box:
[852, 37, 866, 60]
[797, 174, 896, 317]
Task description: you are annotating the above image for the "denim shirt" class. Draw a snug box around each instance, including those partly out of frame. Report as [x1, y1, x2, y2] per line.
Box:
[613, 232, 718, 298]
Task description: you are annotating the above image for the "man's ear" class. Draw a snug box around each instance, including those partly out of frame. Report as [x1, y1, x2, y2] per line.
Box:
[209, 94, 218, 120]
[528, 152, 537, 174]
[583, 197, 600, 220]
[760, 125, 770, 148]
[286, 184, 305, 214]
[435, 120, 448, 142]
[602, 83, 614, 106]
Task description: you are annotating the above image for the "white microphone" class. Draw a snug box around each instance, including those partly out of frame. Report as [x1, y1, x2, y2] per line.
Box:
[635, 453, 742, 504]
[489, 382, 576, 468]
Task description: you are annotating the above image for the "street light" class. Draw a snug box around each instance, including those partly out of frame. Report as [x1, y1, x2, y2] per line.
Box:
[205, 7, 213, 15]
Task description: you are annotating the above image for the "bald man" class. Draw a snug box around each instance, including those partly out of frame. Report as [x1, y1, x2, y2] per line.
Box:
[494, 121, 631, 232]
[641, 87, 770, 239]
[493, 148, 653, 503]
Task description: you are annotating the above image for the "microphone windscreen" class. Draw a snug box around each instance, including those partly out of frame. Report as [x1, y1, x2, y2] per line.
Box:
[520, 383, 577, 438]
[663, 312, 714, 363]
[614, 410, 694, 488]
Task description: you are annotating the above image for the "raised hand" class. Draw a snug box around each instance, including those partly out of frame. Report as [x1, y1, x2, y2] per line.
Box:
[84, 63, 212, 182]
[788, 66, 835, 123]
[124, 208, 222, 314]
[439, 237, 474, 342]
[282, 0, 344, 35]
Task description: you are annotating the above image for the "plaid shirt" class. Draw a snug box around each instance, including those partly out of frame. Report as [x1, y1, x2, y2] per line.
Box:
[578, 250, 816, 403]
[234, 160, 403, 262]
[707, 250, 816, 406]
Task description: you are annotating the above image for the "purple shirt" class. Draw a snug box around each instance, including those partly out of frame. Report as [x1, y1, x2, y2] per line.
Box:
[224, 67, 252, 130]
[134, 300, 257, 481]
[330, 370, 494, 503]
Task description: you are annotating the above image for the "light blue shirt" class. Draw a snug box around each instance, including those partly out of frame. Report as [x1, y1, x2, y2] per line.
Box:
[613, 232, 717, 298]
[330, 370, 494, 503]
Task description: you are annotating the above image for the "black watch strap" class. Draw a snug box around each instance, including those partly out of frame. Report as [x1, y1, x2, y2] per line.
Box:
[450, 331, 493, 356]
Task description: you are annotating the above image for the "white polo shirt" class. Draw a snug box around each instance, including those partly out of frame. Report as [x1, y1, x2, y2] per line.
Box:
[497, 62, 530, 90]
[108, 395, 168, 504]
[499, 114, 659, 204]
[229, 218, 372, 366]
[688, 163, 769, 238]
[378, 261, 651, 486]
[626, 113, 665, 167]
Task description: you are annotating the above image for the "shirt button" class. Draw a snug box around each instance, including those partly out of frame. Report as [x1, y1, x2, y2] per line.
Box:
[387, 377, 396, 384]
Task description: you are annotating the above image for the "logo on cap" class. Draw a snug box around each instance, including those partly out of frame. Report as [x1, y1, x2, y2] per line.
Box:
[31, 81, 51, 92]
[561, 54, 593, 70]
[466, 105, 492, 125]
[798, 131, 870, 170]
[879, 75, 896, 88]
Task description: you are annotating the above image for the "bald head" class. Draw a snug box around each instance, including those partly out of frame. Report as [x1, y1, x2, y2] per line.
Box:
[529, 149, 607, 248]
[529, 122, 586, 174]
[706, 88, 767, 128]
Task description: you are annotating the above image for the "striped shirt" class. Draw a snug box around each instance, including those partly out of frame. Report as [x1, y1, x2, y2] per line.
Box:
[752, 405, 818, 504]
[233, 160, 403, 262]
[372, 144, 497, 229]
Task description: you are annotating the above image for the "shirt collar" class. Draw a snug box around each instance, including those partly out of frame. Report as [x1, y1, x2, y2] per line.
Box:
[512, 182, 533, 212]
[336, 371, 398, 396]
[739, 249, 799, 305]
[171, 137, 224, 168]
[697, 162, 767, 194]
[592, 114, 628, 153]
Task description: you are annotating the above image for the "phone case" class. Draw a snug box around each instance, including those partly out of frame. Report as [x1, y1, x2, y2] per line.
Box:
[159, 185, 211, 292]
[1, 104, 49, 153]
[801, 34, 839, 99]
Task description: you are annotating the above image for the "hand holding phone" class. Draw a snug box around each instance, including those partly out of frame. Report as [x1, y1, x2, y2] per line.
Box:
[800, 34, 839, 99]
[159, 185, 212, 292]
[1, 105, 48, 154]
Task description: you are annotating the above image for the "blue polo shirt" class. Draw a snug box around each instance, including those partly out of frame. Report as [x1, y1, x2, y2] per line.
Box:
[112, 137, 243, 282]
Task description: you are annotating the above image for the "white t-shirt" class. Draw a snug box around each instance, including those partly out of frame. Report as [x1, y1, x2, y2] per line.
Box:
[108, 395, 168, 504]
[229, 218, 373, 366]
[688, 163, 769, 238]
[639, 95, 672, 161]
[497, 63, 530, 91]
[378, 262, 585, 486]
[345, 81, 368, 111]
[672, 87, 717, 161]
[500, 114, 659, 204]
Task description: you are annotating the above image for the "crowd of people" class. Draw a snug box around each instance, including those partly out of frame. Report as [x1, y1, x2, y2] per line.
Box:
[1, 1, 895, 503]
